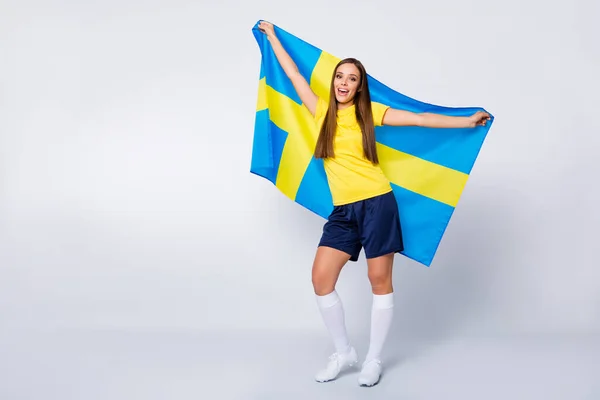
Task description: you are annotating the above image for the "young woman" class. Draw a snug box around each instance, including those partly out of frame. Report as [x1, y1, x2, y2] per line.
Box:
[258, 21, 490, 387]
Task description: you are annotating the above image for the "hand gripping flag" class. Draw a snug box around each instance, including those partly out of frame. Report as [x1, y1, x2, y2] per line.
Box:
[250, 21, 494, 267]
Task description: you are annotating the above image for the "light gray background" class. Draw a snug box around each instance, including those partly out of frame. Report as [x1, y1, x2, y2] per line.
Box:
[1, 0, 599, 399]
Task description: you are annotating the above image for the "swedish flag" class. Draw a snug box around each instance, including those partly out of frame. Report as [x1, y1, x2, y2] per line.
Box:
[250, 21, 493, 267]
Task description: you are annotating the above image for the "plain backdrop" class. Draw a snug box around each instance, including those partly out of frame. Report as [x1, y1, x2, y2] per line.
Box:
[1, 0, 599, 345]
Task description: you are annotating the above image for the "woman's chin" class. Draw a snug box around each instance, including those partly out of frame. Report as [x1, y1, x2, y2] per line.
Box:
[335, 95, 354, 105]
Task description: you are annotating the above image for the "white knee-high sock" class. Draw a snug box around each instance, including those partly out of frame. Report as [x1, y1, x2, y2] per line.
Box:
[316, 290, 351, 354]
[364, 292, 394, 362]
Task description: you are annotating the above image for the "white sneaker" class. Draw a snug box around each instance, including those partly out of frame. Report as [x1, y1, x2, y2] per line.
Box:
[314, 346, 358, 382]
[358, 358, 382, 387]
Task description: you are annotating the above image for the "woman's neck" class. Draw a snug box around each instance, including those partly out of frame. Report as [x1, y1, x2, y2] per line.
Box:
[337, 100, 354, 110]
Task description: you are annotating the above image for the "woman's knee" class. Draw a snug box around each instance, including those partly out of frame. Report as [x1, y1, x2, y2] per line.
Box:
[312, 266, 336, 295]
[367, 269, 391, 287]
[367, 254, 394, 291]
[311, 247, 349, 295]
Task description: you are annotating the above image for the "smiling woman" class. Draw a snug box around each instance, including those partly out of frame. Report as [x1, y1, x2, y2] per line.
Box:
[257, 19, 491, 388]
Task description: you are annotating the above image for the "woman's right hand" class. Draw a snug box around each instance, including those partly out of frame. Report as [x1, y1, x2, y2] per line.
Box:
[258, 21, 276, 40]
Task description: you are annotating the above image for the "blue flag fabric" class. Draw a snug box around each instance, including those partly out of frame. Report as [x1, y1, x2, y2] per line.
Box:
[250, 21, 493, 266]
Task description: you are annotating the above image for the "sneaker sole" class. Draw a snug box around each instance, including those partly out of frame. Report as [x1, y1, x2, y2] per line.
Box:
[359, 380, 380, 387]
[358, 373, 381, 387]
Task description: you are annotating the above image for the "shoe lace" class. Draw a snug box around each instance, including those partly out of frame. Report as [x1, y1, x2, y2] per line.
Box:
[326, 352, 343, 368]
[362, 358, 381, 369]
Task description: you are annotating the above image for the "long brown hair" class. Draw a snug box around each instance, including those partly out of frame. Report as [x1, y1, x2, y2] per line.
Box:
[314, 58, 378, 164]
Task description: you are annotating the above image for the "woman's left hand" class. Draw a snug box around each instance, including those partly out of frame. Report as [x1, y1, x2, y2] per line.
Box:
[468, 111, 491, 127]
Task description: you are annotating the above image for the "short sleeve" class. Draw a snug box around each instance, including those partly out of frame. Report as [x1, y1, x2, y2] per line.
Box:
[314, 96, 328, 122]
[371, 102, 390, 127]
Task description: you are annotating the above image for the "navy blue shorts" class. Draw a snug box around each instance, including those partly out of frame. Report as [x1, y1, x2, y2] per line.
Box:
[318, 190, 404, 261]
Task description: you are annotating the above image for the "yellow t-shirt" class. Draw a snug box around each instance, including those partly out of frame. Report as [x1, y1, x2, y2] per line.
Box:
[314, 97, 392, 206]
